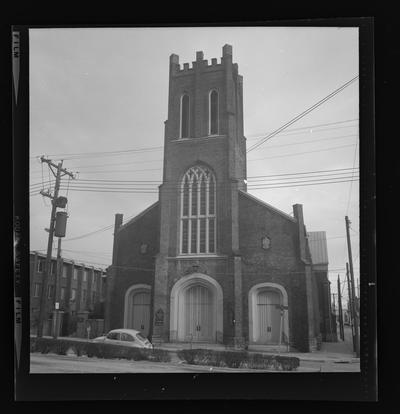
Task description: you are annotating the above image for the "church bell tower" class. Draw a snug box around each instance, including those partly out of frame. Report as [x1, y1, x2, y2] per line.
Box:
[152, 45, 247, 344]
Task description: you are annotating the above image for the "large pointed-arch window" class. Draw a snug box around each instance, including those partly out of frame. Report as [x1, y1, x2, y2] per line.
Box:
[209, 90, 219, 135]
[180, 94, 190, 138]
[180, 166, 216, 254]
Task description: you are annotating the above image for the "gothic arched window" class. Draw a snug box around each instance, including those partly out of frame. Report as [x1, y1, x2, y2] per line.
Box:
[180, 94, 190, 138]
[180, 166, 216, 254]
[209, 90, 219, 135]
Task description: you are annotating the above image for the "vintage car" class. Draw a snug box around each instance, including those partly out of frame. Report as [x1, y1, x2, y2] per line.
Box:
[92, 328, 153, 349]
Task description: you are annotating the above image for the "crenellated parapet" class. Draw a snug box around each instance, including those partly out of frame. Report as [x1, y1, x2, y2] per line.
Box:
[169, 44, 237, 77]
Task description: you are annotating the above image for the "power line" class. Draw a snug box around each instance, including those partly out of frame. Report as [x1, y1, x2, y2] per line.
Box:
[30, 168, 360, 196]
[248, 167, 358, 179]
[49, 173, 359, 190]
[248, 143, 356, 162]
[345, 139, 359, 216]
[29, 176, 359, 197]
[30, 143, 357, 177]
[30, 170, 359, 198]
[49, 173, 359, 192]
[245, 118, 359, 139]
[29, 118, 358, 161]
[247, 76, 359, 152]
[30, 166, 359, 187]
[34, 133, 357, 171]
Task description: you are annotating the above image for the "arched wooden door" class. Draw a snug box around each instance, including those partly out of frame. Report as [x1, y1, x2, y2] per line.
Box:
[129, 291, 151, 338]
[256, 290, 282, 344]
[184, 284, 213, 342]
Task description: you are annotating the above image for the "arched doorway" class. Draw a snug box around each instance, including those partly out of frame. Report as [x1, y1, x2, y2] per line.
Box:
[170, 273, 223, 343]
[184, 284, 214, 342]
[124, 284, 151, 338]
[248, 283, 289, 345]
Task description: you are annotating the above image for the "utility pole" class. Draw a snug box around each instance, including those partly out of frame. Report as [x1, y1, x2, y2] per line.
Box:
[37, 157, 75, 337]
[52, 236, 62, 338]
[331, 292, 337, 339]
[346, 263, 354, 345]
[337, 275, 344, 341]
[345, 216, 360, 357]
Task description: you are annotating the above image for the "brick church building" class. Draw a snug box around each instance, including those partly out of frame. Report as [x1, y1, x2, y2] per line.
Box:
[105, 45, 333, 352]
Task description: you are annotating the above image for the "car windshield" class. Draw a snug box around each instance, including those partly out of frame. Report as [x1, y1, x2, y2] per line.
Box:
[136, 333, 148, 342]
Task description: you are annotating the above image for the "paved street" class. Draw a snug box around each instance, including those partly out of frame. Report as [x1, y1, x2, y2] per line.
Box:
[30, 352, 360, 373]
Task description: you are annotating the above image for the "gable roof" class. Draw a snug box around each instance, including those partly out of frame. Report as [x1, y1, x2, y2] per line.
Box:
[117, 201, 159, 233]
[238, 190, 297, 223]
[307, 231, 329, 265]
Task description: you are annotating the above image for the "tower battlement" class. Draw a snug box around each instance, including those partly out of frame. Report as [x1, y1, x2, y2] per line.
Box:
[169, 44, 237, 76]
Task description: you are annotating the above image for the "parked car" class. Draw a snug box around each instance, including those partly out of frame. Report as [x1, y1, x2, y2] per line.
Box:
[92, 328, 153, 349]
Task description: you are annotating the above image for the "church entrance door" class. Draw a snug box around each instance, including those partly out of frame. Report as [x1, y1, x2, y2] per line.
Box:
[256, 290, 282, 344]
[184, 284, 214, 342]
[129, 291, 151, 338]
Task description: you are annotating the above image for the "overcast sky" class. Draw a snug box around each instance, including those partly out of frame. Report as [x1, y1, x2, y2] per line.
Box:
[29, 27, 359, 304]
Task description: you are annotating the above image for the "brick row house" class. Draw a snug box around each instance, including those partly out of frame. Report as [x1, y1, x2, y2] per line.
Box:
[30, 252, 107, 336]
[105, 45, 334, 352]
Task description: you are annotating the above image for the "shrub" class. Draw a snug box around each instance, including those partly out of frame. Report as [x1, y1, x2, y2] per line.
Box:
[276, 355, 299, 371]
[223, 350, 247, 368]
[30, 337, 171, 363]
[177, 349, 299, 371]
[145, 348, 171, 363]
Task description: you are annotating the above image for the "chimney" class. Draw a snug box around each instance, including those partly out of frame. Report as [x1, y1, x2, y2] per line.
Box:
[112, 213, 123, 265]
[293, 204, 308, 263]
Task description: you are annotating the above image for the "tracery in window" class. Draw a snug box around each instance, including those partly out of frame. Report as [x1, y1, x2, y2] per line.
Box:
[180, 166, 216, 254]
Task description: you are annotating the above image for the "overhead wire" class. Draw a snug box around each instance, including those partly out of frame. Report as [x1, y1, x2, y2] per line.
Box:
[245, 118, 358, 139]
[247, 75, 359, 153]
[30, 174, 360, 196]
[30, 166, 359, 188]
[40, 133, 358, 171]
[29, 118, 359, 162]
[345, 137, 359, 216]
[29, 130, 358, 175]
[30, 143, 358, 177]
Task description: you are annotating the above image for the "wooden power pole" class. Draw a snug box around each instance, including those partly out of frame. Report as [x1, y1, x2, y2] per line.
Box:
[346, 263, 354, 344]
[345, 216, 360, 357]
[337, 275, 344, 341]
[36, 157, 74, 337]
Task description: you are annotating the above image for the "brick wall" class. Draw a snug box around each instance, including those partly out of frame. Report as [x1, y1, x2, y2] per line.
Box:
[238, 192, 311, 351]
[108, 203, 159, 330]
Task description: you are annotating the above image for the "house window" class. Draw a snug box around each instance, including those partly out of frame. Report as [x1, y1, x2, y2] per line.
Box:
[62, 265, 68, 278]
[83, 270, 87, 283]
[71, 288, 77, 301]
[82, 289, 87, 304]
[180, 94, 190, 138]
[180, 165, 216, 254]
[36, 259, 44, 273]
[92, 291, 96, 304]
[51, 261, 57, 275]
[73, 268, 78, 280]
[93, 274, 97, 290]
[47, 285, 53, 299]
[60, 287, 66, 300]
[33, 283, 40, 297]
[209, 90, 219, 135]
